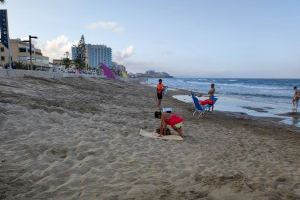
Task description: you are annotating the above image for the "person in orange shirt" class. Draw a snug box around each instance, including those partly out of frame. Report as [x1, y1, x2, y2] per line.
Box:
[156, 79, 165, 109]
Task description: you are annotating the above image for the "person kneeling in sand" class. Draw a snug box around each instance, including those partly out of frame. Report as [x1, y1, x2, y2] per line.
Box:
[154, 111, 184, 138]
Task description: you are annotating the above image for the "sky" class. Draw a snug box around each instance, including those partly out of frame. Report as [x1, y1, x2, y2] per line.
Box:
[2, 0, 300, 78]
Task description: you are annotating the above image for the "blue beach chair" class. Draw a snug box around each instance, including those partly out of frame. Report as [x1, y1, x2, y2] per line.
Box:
[191, 92, 208, 117]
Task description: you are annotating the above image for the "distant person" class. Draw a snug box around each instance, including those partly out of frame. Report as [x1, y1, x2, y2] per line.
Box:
[155, 111, 184, 138]
[4, 64, 9, 77]
[202, 83, 216, 111]
[156, 79, 165, 109]
[292, 86, 300, 112]
[208, 83, 215, 99]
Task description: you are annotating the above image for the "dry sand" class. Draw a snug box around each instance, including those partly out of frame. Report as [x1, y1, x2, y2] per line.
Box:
[0, 76, 300, 200]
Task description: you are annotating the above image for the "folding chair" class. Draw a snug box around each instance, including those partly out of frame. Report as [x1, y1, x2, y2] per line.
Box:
[191, 92, 208, 117]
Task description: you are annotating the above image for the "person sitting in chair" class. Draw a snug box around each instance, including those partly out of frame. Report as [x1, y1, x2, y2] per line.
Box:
[154, 111, 184, 138]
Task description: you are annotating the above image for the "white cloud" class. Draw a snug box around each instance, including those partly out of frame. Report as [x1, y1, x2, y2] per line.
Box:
[114, 45, 134, 63]
[86, 21, 124, 33]
[39, 35, 77, 61]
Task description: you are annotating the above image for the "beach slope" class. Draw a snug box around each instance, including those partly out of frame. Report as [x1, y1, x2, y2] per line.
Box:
[0, 77, 299, 200]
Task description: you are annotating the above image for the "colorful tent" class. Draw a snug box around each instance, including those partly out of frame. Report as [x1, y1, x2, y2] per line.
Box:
[100, 63, 115, 79]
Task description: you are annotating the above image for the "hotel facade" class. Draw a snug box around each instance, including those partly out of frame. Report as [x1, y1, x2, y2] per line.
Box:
[72, 44, 112, 69]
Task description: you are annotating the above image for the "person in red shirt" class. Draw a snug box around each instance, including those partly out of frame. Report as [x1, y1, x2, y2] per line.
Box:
[155, 111, 184, 138]
[156, 79, 165, 109]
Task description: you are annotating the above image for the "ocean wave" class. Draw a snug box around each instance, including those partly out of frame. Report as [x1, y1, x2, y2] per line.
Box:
[217, 83, 289, 91]
[146, 78, 296, 99]
[186, 81, 211, 85]
[226, 92, 291, 99]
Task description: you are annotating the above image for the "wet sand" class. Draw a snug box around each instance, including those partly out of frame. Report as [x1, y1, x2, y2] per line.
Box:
[0, 76, 300, 200]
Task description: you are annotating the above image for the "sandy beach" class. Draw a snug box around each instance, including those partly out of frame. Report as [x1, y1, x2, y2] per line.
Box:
[0, 76, 300, 200]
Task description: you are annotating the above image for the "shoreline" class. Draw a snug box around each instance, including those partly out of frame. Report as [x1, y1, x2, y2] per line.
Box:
[168, 90, 300, 134]
[0, 76, 300, 199]
[139, 79, 300, 131]
[141, 78, 300, 129]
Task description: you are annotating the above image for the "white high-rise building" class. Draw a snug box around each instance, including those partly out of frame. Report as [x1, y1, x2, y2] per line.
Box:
[72, 44, 112, 68]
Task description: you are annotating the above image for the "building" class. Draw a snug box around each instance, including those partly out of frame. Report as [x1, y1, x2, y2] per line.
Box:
[130, 70, 173, 78]
[112, 62, 126, 72]
[0, 39, 49, 67]
[145, 70, 156, 76]
[0, 44, 8, 66]
[52, 59, 63, 65]
[50, 59, 65, 71]
[86, 44, 112, 68]
[112, 62, 127, 76]
[72, 44, 112, 69]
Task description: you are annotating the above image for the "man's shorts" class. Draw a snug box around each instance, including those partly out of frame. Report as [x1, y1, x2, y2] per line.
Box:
[173, 122, 183, 129]
[157, 92, 163, 100]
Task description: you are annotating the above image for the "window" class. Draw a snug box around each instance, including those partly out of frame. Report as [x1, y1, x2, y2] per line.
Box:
[19, 47, 26, 52]
[0, 47, 4, 52]
[1, 56, 5, 61]
[19, 56, 28, 61]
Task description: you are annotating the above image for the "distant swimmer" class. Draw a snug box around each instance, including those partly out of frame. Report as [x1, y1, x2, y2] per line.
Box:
[156, 79, 166, 110]
[292, 86, 300, 112]
[155, 111, 184, 138]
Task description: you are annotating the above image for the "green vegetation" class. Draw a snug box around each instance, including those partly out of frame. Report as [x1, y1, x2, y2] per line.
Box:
[61, 58, 72, 69]
[13, 62, 36, 70]
[73, 35, 87, 70]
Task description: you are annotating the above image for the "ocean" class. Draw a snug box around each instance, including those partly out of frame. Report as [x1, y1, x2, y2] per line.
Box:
[146, 78, 300, 127]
